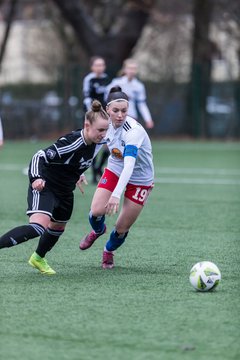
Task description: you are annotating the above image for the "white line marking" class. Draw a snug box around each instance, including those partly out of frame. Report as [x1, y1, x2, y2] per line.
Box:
[1, 164, 239, 175]
[0, 164, 25, 171]
[154, 143, 240, 151]
[154, 178, 240, 185]
[0, 164, 239, 185]
[155, 167, 240, 176]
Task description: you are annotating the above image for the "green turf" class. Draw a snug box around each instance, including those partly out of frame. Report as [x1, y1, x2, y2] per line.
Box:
[0, 140, 239, 360]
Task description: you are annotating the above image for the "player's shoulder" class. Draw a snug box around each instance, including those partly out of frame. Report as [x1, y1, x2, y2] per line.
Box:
[83, 72, 96, 81]
[57, 129, 84, 144]
[111, 76, 125, 85]
[122, 116, 143, 133]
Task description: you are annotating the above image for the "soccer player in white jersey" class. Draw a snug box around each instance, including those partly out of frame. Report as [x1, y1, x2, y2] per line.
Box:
[80, 86, 154, 269]
[106, 58, 154, 129]
[0, 101, 109, 275]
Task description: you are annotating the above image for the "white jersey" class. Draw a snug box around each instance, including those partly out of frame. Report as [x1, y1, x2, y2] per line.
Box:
[106, 75, 152, 123]
[105, 116, 154, 185]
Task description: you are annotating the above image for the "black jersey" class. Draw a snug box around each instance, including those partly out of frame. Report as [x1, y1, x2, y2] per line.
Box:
[83, 72, 110, 111]
[28, 129, 103, 193]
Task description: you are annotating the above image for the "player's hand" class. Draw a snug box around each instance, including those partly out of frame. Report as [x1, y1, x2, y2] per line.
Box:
[32, 178, 45, 191]
[76, 174, 88, 194]
[105, 196, 120, 216]
[145, 120, 154, 129]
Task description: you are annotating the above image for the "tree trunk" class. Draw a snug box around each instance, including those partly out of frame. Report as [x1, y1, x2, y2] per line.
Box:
[187, 0, 215, 137]
[0, 0, 18, 72]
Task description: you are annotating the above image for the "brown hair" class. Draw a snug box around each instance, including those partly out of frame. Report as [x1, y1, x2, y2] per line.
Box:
[90, 56, 105, 67]
[106, 86, 129, 104]
[85, 100, 109, 124]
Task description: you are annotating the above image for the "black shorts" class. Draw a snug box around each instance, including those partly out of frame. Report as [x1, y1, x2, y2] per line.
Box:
[26, 185, 74, 223]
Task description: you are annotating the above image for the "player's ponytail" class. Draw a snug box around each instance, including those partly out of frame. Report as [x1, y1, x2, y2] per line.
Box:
[85, 100, 108, 124]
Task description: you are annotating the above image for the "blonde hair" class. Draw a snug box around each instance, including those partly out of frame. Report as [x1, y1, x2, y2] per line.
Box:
[85, 100, 108, 124]
[118, 58, 138, 76]
[123, 58, 137, 67]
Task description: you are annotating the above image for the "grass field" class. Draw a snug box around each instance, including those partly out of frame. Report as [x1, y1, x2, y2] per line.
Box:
[0, 139, 239, 360]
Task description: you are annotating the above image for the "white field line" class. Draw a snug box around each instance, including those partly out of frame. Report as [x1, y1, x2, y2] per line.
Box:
[1, 164, 240, 185]
[0, 164, 26, 171]
[155, 167, 240, 176]
[154, 143, 240, 151]
[154, 178, 240, 185]
[1, 164, 239, 175]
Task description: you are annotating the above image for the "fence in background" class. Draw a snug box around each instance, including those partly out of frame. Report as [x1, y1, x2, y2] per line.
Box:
[1, 65, 239, 139]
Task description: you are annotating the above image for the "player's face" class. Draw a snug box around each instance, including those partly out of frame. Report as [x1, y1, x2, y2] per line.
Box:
[124, 63, 138, 80]
[91, 59, 106, 76]
[84, 117, 109, 144]
[106, 101, 128, 128]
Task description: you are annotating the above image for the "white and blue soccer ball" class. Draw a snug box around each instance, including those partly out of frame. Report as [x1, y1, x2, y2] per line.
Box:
[189, 261, 221, 292]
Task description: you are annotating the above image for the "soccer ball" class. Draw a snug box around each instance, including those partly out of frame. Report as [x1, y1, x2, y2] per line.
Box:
[189, 261, 221, 292]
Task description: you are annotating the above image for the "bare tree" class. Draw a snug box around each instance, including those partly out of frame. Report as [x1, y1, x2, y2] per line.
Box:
[51, 0, 155, 75]
[0, 0, 18, 72]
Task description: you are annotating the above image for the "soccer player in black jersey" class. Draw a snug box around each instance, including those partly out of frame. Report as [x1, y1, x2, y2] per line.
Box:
[0, 101, 109, 274]
[83, 56, 111, 184]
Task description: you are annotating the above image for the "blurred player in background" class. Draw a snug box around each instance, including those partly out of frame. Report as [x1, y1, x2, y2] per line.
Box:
[106, 58, 154, 129]
[0, 116, 3, 148]
[80, 86, 154, 269]
[0, 101, 109, 275]
[83, 56, 111, 183]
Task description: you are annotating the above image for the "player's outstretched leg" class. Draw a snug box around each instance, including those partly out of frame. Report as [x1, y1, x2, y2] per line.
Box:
[0, 223, 45, 249]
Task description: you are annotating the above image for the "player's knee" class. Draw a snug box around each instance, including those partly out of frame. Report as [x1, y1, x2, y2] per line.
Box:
[91, 206, 105, 217]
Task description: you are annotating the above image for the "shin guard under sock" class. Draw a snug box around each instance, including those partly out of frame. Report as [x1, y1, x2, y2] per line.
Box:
[105, 230, 129, 252]
[89, 211, 105, 233]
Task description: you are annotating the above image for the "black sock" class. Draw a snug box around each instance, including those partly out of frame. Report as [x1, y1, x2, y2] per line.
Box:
[35, 228, 64, 258]
[0, 223, 45, 249]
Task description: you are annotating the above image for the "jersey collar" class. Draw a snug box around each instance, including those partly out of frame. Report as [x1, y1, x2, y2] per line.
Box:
[81, 129, 87, 145]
